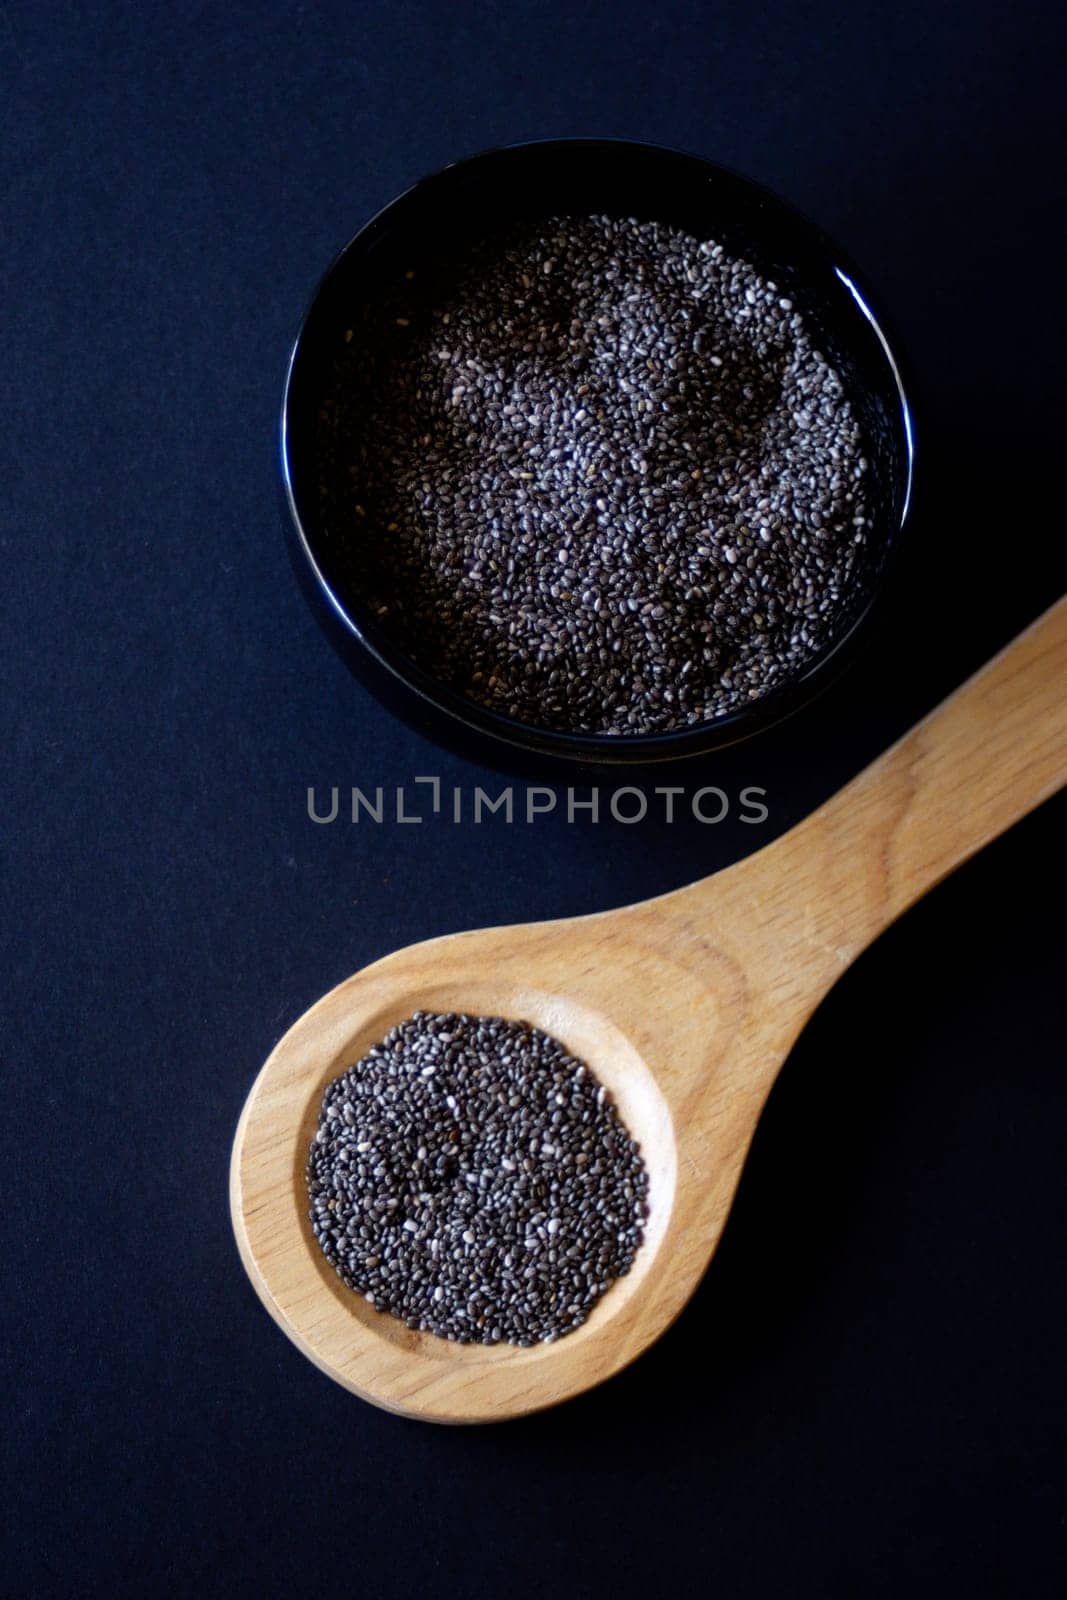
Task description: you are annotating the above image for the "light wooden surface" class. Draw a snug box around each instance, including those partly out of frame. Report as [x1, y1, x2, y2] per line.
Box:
[231, 597, 1067, 1422]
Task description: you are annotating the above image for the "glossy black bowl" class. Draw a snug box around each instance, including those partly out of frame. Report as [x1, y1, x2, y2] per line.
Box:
[282, 139, 915, 767]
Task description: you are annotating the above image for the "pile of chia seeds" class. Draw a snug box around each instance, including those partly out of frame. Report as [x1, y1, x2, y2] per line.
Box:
[307, 1010, 649, 1345]
[317, 214, 870, 736]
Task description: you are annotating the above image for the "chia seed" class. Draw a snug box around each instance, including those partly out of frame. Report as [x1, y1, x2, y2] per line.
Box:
[316, 214, 869, 735]
[307, 1010, 649, 1345]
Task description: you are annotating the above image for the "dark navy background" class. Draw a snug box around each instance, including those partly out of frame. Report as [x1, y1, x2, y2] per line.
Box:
[3, 3, 1065, 1594]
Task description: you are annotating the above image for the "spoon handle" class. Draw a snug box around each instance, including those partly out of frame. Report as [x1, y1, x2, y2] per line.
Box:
[751, 594, 1067, 974]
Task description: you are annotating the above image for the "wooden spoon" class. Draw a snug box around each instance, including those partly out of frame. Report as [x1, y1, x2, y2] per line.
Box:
[231, 598, 1067, 1422]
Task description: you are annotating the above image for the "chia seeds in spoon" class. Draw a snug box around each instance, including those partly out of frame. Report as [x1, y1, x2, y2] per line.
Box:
[307, 1010, 649, 1345]
[316, 214, 870, 736]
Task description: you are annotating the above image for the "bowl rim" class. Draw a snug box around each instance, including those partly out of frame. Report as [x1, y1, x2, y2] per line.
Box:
[281, 135, 917, 765]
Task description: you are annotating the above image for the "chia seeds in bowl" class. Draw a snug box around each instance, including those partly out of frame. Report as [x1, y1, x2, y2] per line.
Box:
[283, 141, 914, 764]
[318, 215, 869, 737]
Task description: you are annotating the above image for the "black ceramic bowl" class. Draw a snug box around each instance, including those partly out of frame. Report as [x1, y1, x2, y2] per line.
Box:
[282, 139, 914, 767]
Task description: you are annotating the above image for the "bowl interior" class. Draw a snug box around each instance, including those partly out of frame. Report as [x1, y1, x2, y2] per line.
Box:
[284, 140, 913, 760]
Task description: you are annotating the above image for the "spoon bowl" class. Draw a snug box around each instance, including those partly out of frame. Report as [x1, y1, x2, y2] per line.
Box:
[232, 599, 1067, 1420]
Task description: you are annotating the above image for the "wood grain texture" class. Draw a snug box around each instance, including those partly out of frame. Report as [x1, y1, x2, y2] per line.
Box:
[232, 597, 1067, 1422]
